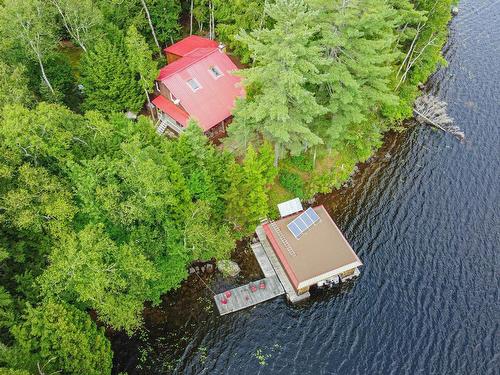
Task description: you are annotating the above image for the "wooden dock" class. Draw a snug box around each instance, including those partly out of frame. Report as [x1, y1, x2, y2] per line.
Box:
[251, 242, 275, 277]
[214, 275, 284, 315]
[255, 225, 310, 303]
[213, 226, 309, 315]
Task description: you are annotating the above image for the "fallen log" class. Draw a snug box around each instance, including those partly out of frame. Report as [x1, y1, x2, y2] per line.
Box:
[414, 95, 465, 141]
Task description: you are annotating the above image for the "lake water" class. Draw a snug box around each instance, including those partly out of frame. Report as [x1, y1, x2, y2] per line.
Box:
[113, 1, 499, 373]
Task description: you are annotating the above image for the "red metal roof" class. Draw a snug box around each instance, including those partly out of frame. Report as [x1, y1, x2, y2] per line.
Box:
[262, 223, 300, 288]
[164, 35, 218, 57]
[152, 95, 189, 126]
[157, 44, 244, 132]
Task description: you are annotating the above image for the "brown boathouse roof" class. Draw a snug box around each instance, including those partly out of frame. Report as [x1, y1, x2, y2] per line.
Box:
[262, 205, 362, 290]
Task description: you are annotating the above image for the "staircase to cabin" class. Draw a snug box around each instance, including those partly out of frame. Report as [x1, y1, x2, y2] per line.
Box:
[156, 120, 168, 135]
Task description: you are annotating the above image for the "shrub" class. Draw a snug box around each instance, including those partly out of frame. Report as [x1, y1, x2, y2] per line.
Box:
[279, 170, 304, 199]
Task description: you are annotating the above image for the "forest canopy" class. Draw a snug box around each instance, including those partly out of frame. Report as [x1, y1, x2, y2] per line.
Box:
[0, 0, 455, 373]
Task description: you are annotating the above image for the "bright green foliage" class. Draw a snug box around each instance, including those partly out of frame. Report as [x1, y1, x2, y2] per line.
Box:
[0, 0, 58, 92]
[40, 225, 158, 332]
[0, 63, 32, 109]
[5, 299, 112, 375]
[213, 0, 266, 63]
[383, 0, 454, 119]
[147, 0, 182, 44]
[225, 143, 277, 236]
[50, 0, 104, 52]
[0, 368, 30, 375]
[228, 0, 328, 165]
[184, 201, 234, 260]
[125, 25, 158, 102]
[80, 36, 143, 113]
[0, 104, 80, 305]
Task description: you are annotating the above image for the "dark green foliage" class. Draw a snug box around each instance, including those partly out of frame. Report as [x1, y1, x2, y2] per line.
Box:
[36, 53, 79, 109]
[289, 154, 313, 172]
[279, 170, 305, 199]
[80, 36, 143, 113]
[213, 0, 266, 63]
[148, 0, 182, 45]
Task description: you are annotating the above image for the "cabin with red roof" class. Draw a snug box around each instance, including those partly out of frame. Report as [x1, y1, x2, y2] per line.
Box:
[152, 35, 244, 138]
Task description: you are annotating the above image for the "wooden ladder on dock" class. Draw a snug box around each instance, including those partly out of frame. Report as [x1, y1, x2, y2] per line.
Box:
[269, 220, 296, 257]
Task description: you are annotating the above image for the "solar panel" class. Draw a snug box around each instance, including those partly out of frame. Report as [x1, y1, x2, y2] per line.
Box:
[305, 207, 320, 222]
[287, 207, 321, 239]
[277, 198, 303, 218]
[287, 222, 302, 238]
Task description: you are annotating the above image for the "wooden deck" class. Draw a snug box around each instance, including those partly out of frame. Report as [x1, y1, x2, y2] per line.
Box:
[214, 275, 284, 315]
[255, 225, 310, 303]
[251, 242, 275, 277]
[213, 227, 309, 316]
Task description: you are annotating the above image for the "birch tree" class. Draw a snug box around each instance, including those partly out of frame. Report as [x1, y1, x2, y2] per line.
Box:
[1, 0, 58, 94]
[140, 0, 161, 51]
[49, 0, 103, 52]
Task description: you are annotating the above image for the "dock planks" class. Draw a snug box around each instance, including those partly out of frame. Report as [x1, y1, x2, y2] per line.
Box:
[255, 225, 310, 303]
[214, 275, 284, 315]
[251, 242, 275, 278]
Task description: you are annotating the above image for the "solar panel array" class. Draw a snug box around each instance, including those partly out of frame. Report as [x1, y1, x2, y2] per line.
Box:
[277, 198, 303, 218]
[287, 207, 321, 239]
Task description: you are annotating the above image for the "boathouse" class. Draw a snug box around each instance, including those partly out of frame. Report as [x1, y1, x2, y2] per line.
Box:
[152, 35, 244, 138]
[261, 204, 362, 296]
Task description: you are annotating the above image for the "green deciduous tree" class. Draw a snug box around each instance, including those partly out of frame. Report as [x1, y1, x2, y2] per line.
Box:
[0, 0, 58, 94]
[4, 299, 112, 375]
[50, 0, 104, 52]
[40, 225, 158, 332]
[80, 36, 143, 113]
[228, 0, 328, 166]
[147, 0, 182, 46]
[0, 63, 32, 110]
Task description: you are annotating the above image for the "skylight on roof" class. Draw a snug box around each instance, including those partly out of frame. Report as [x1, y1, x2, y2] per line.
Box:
[209, 65, 223, 79]
[187, 78, 201, 91]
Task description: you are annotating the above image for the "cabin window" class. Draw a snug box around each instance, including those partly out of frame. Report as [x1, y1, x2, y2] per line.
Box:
[209, 65, 223, 79]
[187, 78, 201, 92]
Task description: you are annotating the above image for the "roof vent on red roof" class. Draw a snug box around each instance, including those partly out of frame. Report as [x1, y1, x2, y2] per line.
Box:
[164, 35, 219, 57]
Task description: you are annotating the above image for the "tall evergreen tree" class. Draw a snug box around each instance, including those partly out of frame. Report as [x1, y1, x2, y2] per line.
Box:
[125, 25, 158, 110]
[309, 0, 400, 152]
[80, 36, 143, 113]
[225, 143, 276, 236]
[228, 0, 328, 166]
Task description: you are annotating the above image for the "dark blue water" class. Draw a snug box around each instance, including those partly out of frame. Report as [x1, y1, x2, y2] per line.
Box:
[113, 1, 500, 373]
